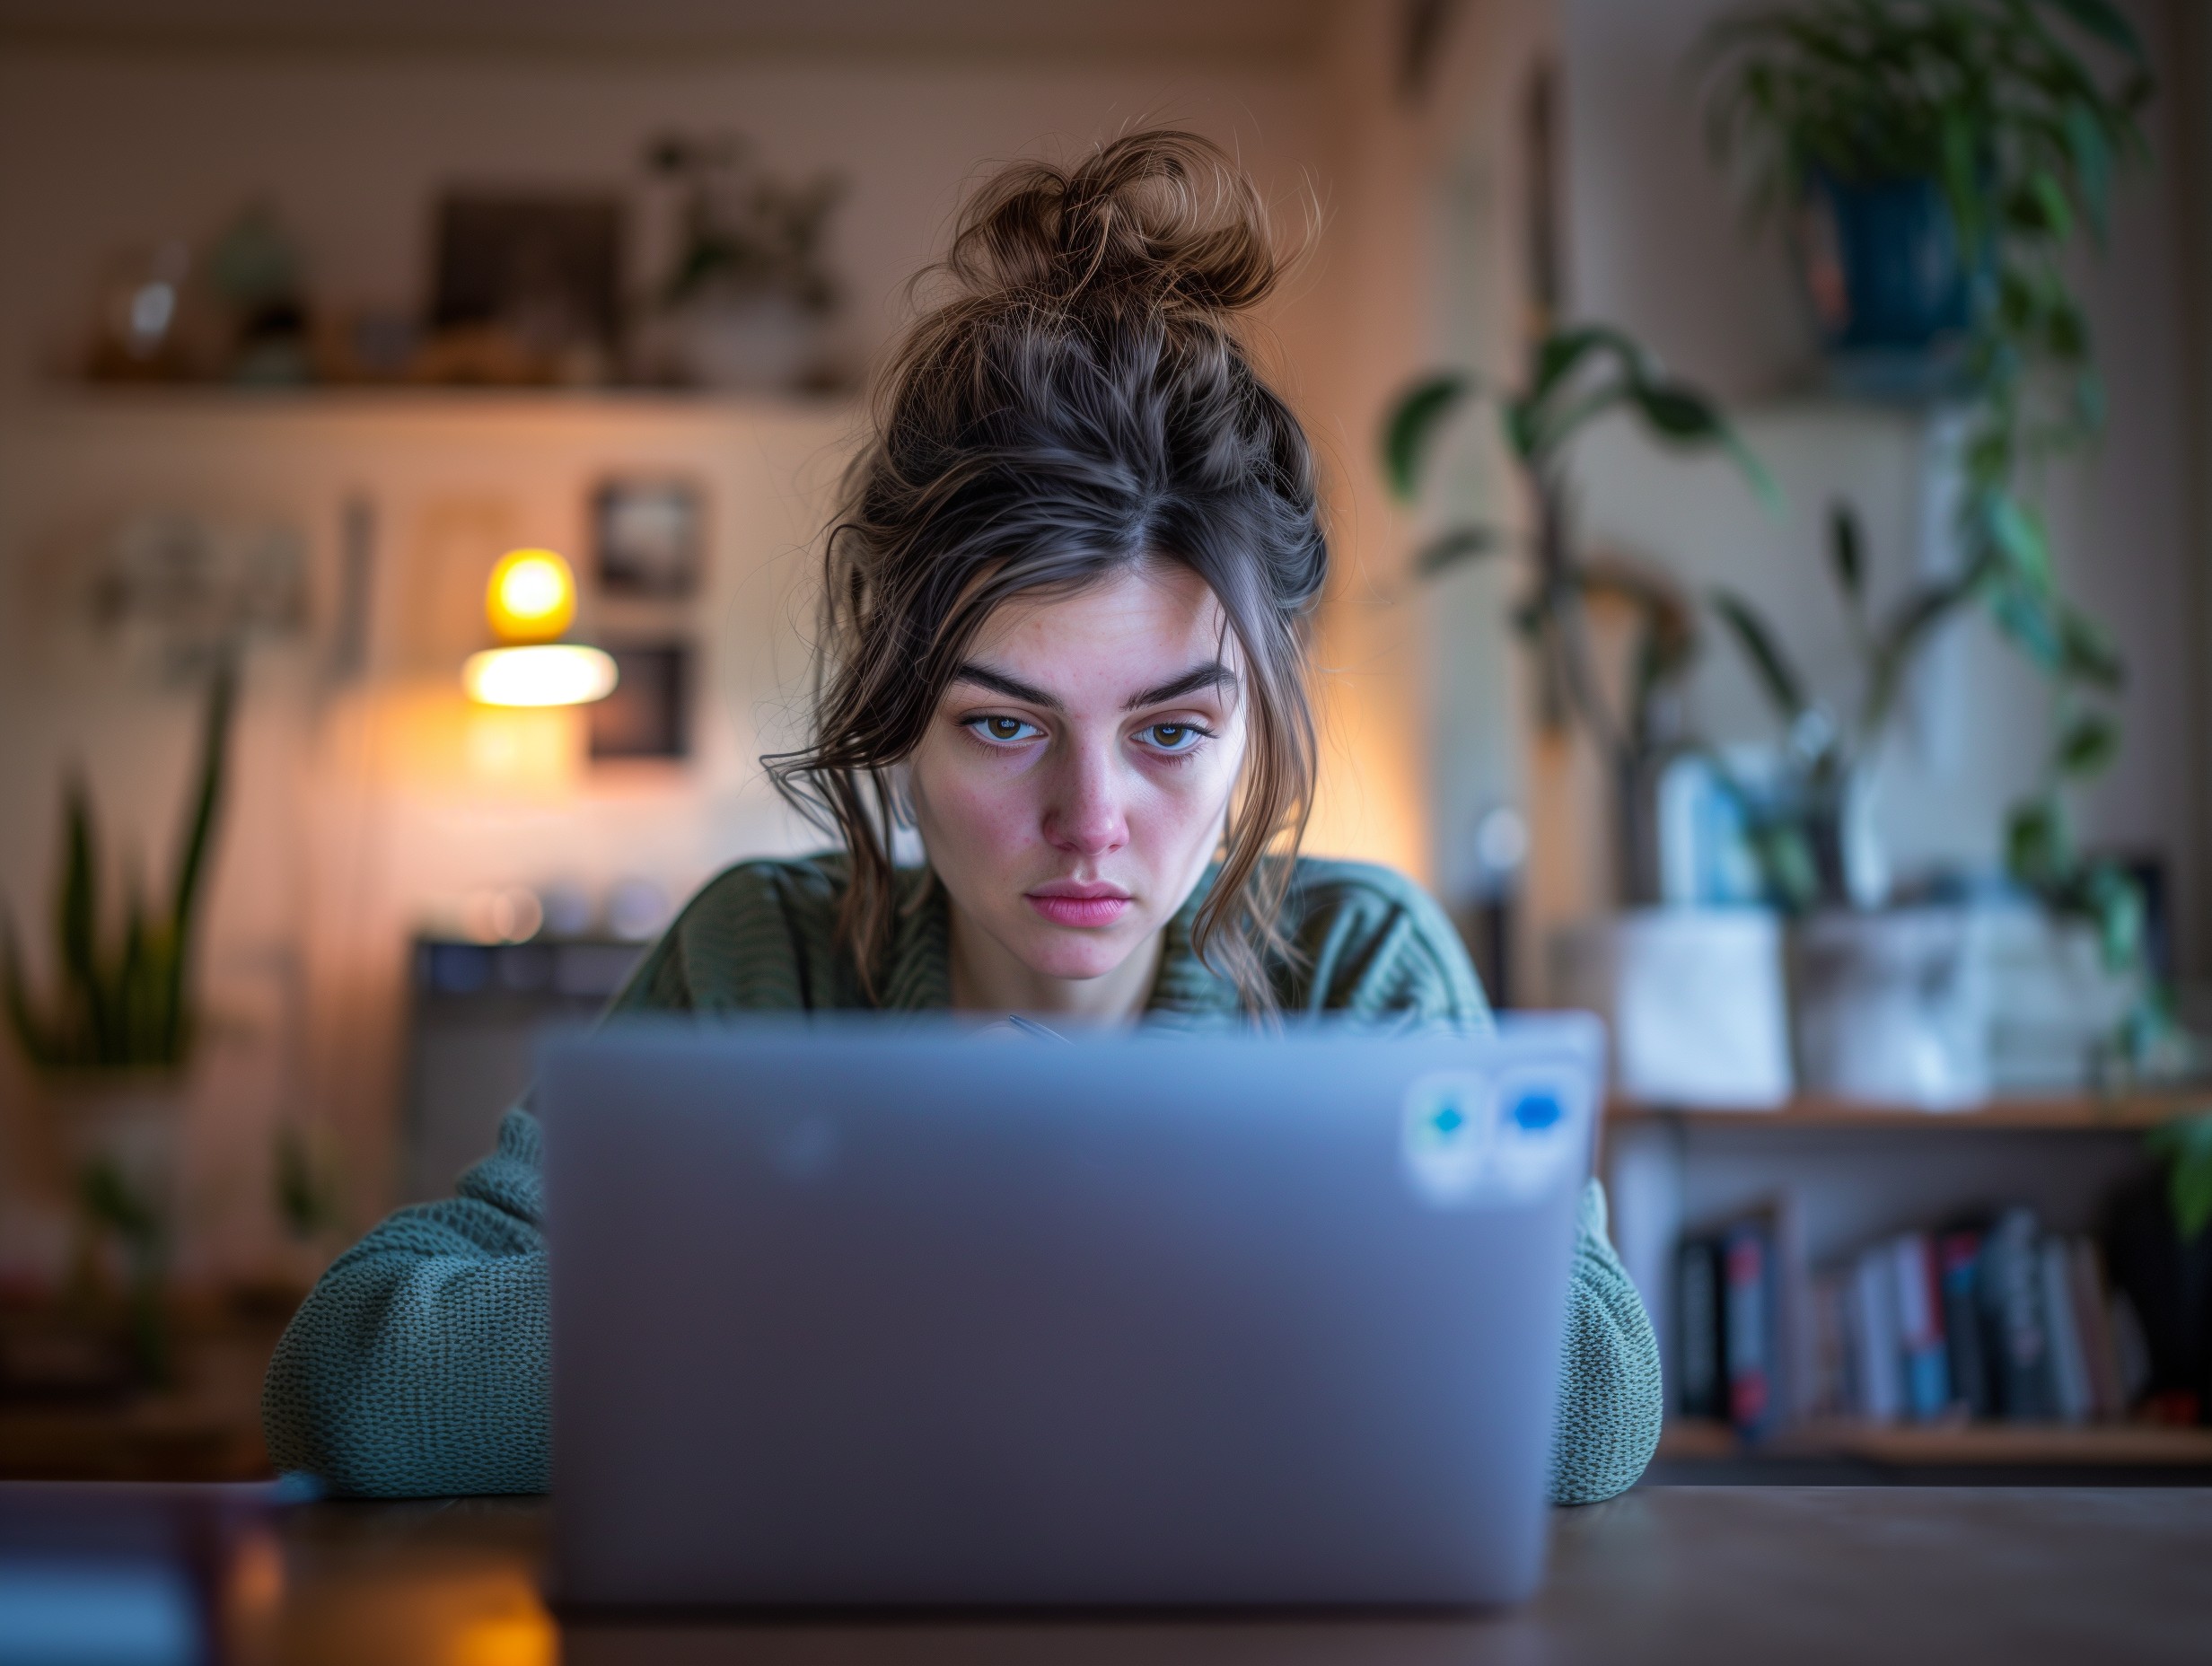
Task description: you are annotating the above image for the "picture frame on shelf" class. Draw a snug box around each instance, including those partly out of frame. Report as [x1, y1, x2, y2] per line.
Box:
[427, 191, 625, 382]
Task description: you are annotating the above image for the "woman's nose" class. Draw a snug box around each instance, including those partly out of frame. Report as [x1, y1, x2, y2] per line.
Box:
[1043, 741, 1129, 857]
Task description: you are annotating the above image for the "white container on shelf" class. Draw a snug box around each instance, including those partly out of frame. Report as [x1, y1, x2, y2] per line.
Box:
[1550, 909, 1794, 1109]
[1789, 907, 1990, 1108]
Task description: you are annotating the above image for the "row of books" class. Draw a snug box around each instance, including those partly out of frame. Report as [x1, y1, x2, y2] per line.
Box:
[1676, 1204, 2154, 1432]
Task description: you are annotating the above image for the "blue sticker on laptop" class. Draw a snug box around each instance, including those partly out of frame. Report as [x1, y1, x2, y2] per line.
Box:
[1402, 1070, 1582, 1206]
[1400, 1073, 1491, 1205]
[1488, 1071, 1582, 1199]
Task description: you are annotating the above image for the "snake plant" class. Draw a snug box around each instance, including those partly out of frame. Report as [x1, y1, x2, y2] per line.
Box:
[3, 654, 236, 1072]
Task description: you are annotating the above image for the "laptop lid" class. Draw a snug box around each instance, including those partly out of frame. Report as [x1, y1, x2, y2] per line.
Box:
[541, 1014, 1599, 1609]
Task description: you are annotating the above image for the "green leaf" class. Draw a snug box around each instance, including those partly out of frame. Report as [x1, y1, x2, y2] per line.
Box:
[1382, 373, 1477, 500]
[276, 1124, 340, 1241]
[1414, 525, 1508, 577]
[1985, 494, 2053, 583]
[1751, 823, 1821, 915]
[1827, 502, 1864, 607]
[1528, 324, 1648, 411]
[78, 1155, 161, 1247]
[57, 777, 109, 1058]
[2056, 709, 2120, 776]
[2082, 861, 2145, 971]
[1711, 589, 1809, 721]
[1623, 381, 1783, 514]
[1, 909, 54, 1067]
[163, 656, 235, 1061]
[2058, 607, 2125, 688]
[2065, 102, 2112, 235]
[2147, 1113, 2212, 1241]
[2032, 172, 2075, 242]
[1940, 108, 1983, 251]
[1864, 577, 1971, 737]
[2006, 794, 2074, 890]
[1992, 586, 2064, 673]
[1527, 382, 1630, 459]
[1630, 381, 1724, 442]
[2037, 0, 2146, 58]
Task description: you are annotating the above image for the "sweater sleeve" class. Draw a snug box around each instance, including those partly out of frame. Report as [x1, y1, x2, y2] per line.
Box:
[1549, 1177, 1663, 1504]
[260, 1106, 551, 1496]
[261, 862, 810, 1496]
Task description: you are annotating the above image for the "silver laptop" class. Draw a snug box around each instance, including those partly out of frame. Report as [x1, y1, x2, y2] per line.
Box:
[539, 1014, 1601, 1609]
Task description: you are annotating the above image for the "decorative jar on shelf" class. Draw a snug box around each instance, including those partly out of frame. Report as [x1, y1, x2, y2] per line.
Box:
[1788, 907, 1990, 1108]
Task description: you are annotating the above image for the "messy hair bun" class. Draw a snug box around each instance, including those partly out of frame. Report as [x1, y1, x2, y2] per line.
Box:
[768, 129, 1326, 1012]
[939, 127, 1286, 320]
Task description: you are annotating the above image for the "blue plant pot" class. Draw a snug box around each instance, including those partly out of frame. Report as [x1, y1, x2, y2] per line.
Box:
[1798, 171, 1978, 397]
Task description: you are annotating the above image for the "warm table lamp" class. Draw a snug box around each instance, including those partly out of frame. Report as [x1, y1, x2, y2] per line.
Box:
[461, 548, 619, 706]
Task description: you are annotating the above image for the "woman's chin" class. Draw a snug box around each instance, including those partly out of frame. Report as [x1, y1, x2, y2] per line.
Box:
[1014, 927, 1144, 985]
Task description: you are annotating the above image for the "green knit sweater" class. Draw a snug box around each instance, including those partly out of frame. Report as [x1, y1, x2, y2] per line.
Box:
[263, 855, 1661, 1504]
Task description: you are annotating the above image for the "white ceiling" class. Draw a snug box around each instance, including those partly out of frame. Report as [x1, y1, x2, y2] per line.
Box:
[0, 0, 1342, 58]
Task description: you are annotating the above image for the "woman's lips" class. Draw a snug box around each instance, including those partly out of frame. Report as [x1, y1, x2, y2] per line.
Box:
[1025, 890, 1131, 928]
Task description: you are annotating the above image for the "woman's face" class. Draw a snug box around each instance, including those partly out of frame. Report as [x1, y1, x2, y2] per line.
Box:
[907, 561, 1250, 993]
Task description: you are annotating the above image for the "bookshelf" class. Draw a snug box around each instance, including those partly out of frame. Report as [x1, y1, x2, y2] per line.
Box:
[1662, 1418, 2212, 1468]
[1603, 1091, 2210, 1473]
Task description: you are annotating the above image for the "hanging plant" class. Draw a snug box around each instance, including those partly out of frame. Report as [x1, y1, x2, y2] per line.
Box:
[1698, 0, 2155, 967]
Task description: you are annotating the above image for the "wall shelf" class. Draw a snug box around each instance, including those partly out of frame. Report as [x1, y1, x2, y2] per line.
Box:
[7, 381, 856, 424]
[1606, 1091, 2207, 1133]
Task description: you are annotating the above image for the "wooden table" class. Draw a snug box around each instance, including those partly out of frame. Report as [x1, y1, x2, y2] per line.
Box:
[207, 1486, 2212, 1664]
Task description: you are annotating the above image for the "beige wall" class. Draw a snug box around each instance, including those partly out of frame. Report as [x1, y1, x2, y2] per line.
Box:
[0, 36, 1388, 1277]
[1557, 0, 2203, 969]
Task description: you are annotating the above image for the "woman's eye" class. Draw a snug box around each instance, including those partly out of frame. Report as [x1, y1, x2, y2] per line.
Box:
[1141, 723, 1206, 754]
[969, 715, 1041, 744]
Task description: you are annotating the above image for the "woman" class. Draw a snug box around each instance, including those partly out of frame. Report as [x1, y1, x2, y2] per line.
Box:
[263, 131, 1660, 1505]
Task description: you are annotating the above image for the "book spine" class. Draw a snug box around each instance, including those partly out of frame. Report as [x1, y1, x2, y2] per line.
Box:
[1936, 1232, 1991, 1419]
[2068, 1238, 2124, 1421]
[1724, 1221, 1777, 1438]
[1890, 1232, 1951, 1423]
[2039, 1235, 2093, 1425]
[1677, 1237, 1723, 1421]
[1808, 1271, 1850, 1419]
[1851, 1245, 1902, 1425]
[1980, 1208, 2050, 1421]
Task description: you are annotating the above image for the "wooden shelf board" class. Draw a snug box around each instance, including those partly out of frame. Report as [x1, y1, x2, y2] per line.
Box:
[1608, 1091, 2209, 1132]
[10, 382, 854, 422]
[1663, 1418, 2212, 1466]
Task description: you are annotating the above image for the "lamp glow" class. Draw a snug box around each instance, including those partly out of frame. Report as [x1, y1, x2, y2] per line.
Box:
[463, 644, 619, 707]
[486, 548, 577, 644]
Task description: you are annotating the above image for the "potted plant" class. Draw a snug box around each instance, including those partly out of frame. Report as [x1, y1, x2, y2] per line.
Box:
[3, 655, 234, 1381]
[1386, 324, 1795, 1106]
[1709, 503, 2006, 1103]
[1699, 0, 2157, 1087]
[1698, 0, 2150, 382]
[1385, 321, 1778, 904]
[639, 133, 845, 392]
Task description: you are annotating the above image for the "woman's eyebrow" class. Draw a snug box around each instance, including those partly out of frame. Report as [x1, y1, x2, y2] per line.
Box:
[950, 663, 1063, 709]
[950, 660, 1238, 713]
[1122, 662, 1238, 711]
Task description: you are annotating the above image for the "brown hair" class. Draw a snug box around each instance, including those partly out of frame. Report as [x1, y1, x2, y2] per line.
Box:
[765, 129, 1327, 1010]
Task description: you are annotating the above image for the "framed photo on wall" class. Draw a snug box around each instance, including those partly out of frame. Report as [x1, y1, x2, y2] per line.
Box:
[592, 478, 705, 600]
[589, 641, 691, 761]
